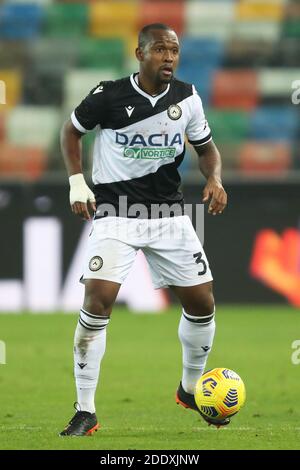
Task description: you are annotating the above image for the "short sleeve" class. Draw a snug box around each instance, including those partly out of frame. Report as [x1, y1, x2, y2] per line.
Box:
[71, 82, 108, 133]
[185, 85, 212, 146]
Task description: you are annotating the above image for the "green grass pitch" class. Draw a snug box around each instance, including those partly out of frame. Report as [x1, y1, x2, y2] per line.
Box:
[0, 305, 299, 450]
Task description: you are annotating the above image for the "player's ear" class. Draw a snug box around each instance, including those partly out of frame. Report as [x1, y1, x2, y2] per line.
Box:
[135, 47, 144, 62]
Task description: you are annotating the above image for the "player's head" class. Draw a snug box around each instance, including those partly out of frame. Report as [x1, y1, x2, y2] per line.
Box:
[136, 23, 179, 85]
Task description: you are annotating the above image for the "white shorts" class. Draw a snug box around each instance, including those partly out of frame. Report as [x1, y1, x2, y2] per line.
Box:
[82, 216, 213, 289]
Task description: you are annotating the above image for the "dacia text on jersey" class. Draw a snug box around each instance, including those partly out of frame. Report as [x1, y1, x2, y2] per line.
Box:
[116, 132, 182, 160]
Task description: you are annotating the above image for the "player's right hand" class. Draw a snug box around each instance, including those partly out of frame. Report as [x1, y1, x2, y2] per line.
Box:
[69, 173, 96, 221]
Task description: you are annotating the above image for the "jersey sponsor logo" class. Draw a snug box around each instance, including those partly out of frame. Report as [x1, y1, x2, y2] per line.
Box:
[116, 132, 182, 147]
[125, 105, 135, 117]
[167, 104, 182, 120]
[116, 132, 182, 160]
[124, 147, 176, 159]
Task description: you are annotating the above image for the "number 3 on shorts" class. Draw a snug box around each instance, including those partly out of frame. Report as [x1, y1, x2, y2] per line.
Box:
[193, 251, 207, 276]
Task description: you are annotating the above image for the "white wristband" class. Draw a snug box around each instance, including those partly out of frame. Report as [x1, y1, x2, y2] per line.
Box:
[69, 173, 86, 187]
[69, 173, 95, 205]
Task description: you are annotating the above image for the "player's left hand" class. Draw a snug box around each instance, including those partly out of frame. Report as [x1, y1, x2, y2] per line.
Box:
[202, 177, 227, 215]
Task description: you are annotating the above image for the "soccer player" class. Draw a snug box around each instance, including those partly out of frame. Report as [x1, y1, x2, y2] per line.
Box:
[59, 23, 227, 436]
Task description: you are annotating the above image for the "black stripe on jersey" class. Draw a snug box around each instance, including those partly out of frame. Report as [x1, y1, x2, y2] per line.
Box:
[188, 132, 212, 146]
[74, 76, 194, 131]
[94, 150, 185, 219]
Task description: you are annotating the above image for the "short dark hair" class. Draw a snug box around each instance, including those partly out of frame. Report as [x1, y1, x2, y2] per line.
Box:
[138, 23, 174, 49]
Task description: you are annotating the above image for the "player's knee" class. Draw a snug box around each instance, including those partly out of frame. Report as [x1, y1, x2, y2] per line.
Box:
[183, 293, 215, 317]
[83, 293, 112, 317]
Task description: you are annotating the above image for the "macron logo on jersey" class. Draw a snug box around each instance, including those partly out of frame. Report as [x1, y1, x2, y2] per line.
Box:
[93, 85, 103, 94]
[116, 132, 182, 160]
[125, 106, 134, 117]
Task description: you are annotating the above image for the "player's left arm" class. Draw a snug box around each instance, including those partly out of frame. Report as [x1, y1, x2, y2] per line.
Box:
[194, 140, 227, 216]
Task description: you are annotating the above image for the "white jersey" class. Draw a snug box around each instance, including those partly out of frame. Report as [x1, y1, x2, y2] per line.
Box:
[71, 73, 212, 218]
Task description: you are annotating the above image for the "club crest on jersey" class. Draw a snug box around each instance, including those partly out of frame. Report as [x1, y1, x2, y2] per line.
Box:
[89, 256, 103, 271]
[167, 104, 182, 120]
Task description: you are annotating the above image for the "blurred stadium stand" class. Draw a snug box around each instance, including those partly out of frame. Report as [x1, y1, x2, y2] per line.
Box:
[0, 0, 299, 182]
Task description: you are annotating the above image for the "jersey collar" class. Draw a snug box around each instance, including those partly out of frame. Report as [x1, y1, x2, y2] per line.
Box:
[130, 73, 170, 108]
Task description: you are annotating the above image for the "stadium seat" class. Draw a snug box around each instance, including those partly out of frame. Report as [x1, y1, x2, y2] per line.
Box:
[212, 70, 258, 110]
[206, 109, 250, 142]
[223, 39, 274, 68]
[250, 107, 298, 141]
[44, 3, 88, 37]
[0, 3, 43, 40]
[187, 23, 232, 41]
[0, 42, 30, 69]
[232, 21, 280, 41]
[0, 69, 22, 108]
[22, 68, 64, 106]
[0, 143, 47, 180]
[186, 21, 232, 41]
[282, 20, 300, 38]
[283, 0, 300, 23]
[185, 1, 234, 40]
[139, 0, 185, 36]
[177, 143, 193, 175]
[258, 69, 300, 99]
[179, 37, 224, 68]
[186, 1, 235, 24]
[63, 69, 120, 114]
[236, 1, 284, 21]
[78, 38, 125, 70]
[7, 106, 60, 150]
[238, 141, 291, 175]
[125, 32, 138, 59]
[274, 39, 300, 67]
[29, 39, 78, 76]
[217, 142, 241, 170]
[176, 64, 215, 106]
[177, 37, 224, 105]
[89, 1, 139, 38]
[186, 140, 240, 172]
[126, 55, 139, 76]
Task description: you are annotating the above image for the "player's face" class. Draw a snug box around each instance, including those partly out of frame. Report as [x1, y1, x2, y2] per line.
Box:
[138, 30, 180, 85]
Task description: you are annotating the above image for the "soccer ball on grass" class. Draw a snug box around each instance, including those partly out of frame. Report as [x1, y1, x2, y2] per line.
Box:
[194, 368, 246, 424]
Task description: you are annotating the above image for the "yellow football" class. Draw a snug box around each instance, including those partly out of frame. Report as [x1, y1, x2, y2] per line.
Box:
[195, 368, 246, 423]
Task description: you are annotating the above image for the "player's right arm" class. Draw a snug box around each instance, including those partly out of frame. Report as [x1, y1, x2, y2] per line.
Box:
[60, 81, 108, 220]
[60, 119, 96, 221]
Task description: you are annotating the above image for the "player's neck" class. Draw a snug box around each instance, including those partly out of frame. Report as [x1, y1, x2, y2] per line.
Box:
[136, 73, 168, 97]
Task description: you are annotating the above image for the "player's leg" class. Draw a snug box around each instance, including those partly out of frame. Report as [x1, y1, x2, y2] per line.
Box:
[143, 216, 227, 425]
[171, 283, 231, 426]
[60, 279, 120, 437]
[74, 279, 120, 414]
[143, 216, 215, 395]
[170, 281, 215, 395]
[60, 218, 138, 436]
